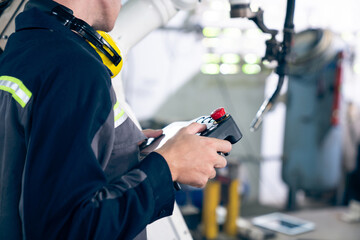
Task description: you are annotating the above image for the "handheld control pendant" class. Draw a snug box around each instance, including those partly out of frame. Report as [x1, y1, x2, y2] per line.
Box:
[140, 107, 242, 154]
[200, 107, 242, 144]
[140, 107, 242, 191]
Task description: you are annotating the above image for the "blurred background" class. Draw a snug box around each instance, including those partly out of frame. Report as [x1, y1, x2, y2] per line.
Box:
[116, 0, 360, 238]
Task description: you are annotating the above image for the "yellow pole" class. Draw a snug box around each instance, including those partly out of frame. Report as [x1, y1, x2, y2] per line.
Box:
[224, 179, 240, 236]
[202, 180, 221, 239]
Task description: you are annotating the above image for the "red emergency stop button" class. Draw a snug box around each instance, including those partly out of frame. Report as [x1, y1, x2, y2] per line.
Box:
[211, 107, 226, 121]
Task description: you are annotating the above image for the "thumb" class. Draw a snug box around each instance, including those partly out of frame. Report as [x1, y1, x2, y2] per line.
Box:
[183, 122, 207, 134]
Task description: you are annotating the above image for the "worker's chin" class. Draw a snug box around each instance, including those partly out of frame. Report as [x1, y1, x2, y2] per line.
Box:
[104, 22, 116, 32]
[93, 23, 115, 33]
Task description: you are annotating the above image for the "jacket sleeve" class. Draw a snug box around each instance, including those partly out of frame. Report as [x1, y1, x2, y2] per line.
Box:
[21, 56, 175, 240]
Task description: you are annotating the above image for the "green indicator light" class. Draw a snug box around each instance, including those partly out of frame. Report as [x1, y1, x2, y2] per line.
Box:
[242, 64, 261, 75]
[221, 53, 240, 64]
[244, 53, 260, 64]
[220, 64, 240, 75]
[203, 53, 221, 64]
[203, 27, 221, 38]
[201, 64, 220, 75]
[223, 28, 242, 37]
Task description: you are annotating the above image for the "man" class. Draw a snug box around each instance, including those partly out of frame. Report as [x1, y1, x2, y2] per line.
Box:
[0, 0, 231, 239]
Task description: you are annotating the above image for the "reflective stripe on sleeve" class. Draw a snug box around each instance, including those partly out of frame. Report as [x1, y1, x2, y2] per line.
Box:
[0, 76, 32, 108]
[113, 101, 128, 128]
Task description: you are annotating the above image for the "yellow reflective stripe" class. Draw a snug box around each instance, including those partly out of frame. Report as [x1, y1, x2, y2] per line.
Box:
[114, 109, 125, 122]
[113, 101, 128, 128]
[114, 110, 127, 128]
[0, 76, 32, 108]
[113, 101, 120, 111]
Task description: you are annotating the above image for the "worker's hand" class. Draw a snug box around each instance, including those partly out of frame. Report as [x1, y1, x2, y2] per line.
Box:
[155, 122, 232, 188]
[139, 129, 163, 145]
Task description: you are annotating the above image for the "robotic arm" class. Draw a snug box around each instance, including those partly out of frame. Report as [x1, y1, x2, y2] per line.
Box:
[110, 0, 199, 59]
[229, 0, 296, 131]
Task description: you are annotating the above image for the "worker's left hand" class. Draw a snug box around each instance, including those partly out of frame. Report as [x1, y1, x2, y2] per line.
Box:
[138, 129, 163, 145]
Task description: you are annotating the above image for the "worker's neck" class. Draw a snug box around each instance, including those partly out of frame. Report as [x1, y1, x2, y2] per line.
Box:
[54, 0, 96, 26]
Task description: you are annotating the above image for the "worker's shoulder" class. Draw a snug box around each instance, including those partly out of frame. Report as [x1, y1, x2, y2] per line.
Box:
[3, 30, 110, 93]
[45, 35, 108, 81]
[32, 31, 105, 75]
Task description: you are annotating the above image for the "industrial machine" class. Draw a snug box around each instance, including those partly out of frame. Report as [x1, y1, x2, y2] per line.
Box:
[283, 28, 345, 209]
[228, 0, 296, 131]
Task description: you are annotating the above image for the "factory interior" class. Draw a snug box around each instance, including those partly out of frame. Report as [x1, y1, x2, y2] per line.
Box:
[1, 0, 360, 239]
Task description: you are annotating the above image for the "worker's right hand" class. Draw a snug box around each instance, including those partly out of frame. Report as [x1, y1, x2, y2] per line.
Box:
[155, 122, 232, 188]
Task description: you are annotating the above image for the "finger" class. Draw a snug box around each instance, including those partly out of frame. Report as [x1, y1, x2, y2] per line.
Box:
[142, 129, 163, 138]
[209, 168, 217, 179]
[214, 155, 227, 169]
[210, 138, 232, 153]
[182, 122, 207, 135]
